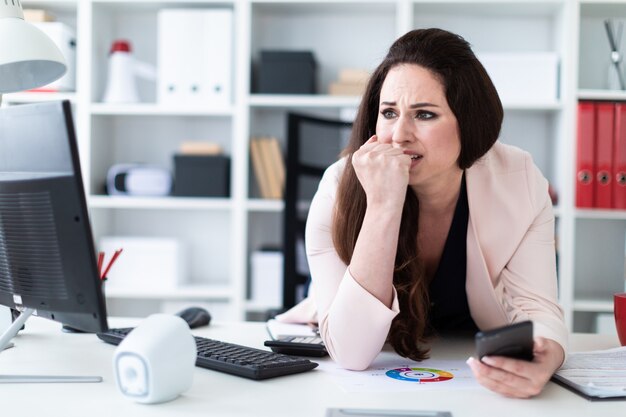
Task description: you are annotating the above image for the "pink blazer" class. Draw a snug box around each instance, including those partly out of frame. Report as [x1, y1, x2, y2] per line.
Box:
[277, 142, 567, 370]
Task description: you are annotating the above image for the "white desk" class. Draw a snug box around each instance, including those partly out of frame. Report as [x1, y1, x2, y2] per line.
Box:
[0, 317, 623, 416]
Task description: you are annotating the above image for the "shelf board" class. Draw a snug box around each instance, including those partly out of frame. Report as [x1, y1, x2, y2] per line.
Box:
[249, 94, 560, 111]
[249, 94, 361, 108]
[21, 1, 77, 12]
[245, 300, 281, 311]
[105, 284, 233, 300]
[246, 199, 284, 212]
[580, 3, 626, 20]
[91, 0, 235, 10]
[575, 208, 626, 220]
[252, 1, 395, 16]
[414, 1, 562, 17]
[578, 89, 626, 101]
[246, 199, 313, 213]
[90, 103, 235, 116]
[88, 195, 232, 210]
[573, 299, 614, 313]
[2, 92, 76, 104]
[502, 101, 562, 111]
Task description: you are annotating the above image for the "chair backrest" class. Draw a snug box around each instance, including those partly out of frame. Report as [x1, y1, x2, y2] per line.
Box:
[282, 113, 353, 309]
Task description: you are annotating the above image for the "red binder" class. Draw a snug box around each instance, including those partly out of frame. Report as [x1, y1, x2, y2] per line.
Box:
[595, 102, 614, 208]
[576, 101, 595, 208]
[614, 103, 626, 209]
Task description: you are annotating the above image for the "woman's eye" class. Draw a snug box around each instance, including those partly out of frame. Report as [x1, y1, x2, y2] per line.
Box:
[416, 110, 436, 120]
[381, 109, 396, 119]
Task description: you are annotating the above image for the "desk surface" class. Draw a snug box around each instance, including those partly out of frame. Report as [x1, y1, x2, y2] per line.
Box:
[0, 317, 623, 416]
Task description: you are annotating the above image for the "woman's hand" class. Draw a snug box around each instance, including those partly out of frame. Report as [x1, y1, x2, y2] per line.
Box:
[466, 337, 565, 398]
[351, 135, 411, 208]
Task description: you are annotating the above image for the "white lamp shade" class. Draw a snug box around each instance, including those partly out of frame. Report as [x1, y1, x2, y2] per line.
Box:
[0, 18, 67, 93]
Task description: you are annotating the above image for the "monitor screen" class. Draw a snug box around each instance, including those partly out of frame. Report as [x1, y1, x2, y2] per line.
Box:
[0, 100, 107, 333]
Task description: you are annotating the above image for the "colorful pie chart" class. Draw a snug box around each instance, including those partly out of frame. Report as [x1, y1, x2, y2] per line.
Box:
[385, 367, 454, 382]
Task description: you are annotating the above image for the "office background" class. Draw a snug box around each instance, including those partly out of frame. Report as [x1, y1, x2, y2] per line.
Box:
[4, 0, 626, 336]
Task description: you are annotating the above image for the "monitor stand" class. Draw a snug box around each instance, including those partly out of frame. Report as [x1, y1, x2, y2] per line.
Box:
[0, 308, 102, 383]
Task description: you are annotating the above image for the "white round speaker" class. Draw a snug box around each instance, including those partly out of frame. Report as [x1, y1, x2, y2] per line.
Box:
[113, 314, 196, 404]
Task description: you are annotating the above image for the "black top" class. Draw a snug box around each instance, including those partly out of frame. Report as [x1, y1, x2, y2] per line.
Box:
[427, 174, 478, 335]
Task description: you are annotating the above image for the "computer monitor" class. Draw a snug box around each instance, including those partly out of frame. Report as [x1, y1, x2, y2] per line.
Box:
[0, 101, 108, 355]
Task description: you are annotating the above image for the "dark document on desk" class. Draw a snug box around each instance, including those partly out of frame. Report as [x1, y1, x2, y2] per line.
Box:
[552, 346, 626, 401]
[326, 409, 451, 417]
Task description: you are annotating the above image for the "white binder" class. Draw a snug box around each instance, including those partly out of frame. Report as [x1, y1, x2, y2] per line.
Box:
[157, 9, 232, 107]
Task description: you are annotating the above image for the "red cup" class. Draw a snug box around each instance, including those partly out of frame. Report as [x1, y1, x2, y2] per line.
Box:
[615, 293, 626, 346]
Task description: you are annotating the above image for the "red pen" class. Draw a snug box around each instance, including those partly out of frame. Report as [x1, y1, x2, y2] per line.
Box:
[101, 248, 123, 280]
[97, 252, 105, 277]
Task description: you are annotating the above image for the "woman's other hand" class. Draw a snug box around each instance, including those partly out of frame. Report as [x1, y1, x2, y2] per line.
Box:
[466, 337, 565, 398]
[352, 135, 411, 208]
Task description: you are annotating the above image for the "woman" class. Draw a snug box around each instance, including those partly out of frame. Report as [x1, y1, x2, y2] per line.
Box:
[281, 28, 566, 398]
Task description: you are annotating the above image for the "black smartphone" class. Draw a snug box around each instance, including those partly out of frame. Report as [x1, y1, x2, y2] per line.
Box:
[264, 335, 328, 357]
[475, 321, 534, 361]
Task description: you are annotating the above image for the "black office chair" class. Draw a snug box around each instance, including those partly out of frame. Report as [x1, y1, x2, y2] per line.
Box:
[282, 113, 353, 309]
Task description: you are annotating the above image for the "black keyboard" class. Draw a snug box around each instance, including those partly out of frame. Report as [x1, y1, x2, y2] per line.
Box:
[97, 327, 318, 380]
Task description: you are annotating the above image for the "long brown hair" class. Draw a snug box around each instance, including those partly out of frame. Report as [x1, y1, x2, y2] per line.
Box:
[332, 28, 503, 361]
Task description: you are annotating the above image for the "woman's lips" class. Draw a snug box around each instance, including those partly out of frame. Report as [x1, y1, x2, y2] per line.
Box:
[408, 153, 423, 168]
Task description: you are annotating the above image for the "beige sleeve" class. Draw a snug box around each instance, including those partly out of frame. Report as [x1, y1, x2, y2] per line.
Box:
[499, 156, 568, 353]
[306, 162, 400, 370]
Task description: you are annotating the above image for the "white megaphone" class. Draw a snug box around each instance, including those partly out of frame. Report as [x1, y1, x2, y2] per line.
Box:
[102, 40, 156, 103]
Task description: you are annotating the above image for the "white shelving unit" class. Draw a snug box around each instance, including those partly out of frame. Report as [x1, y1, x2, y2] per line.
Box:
[90, 103, 236, 116]
[249, 94, 362, 108]
[7, 0, 624, 330]
[88, 195, 233, 210]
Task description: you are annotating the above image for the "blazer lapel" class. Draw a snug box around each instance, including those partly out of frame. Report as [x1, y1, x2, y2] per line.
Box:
[464, 143, 534, 329]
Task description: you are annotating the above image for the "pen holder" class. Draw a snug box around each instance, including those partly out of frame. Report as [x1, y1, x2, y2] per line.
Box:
[608, 61, 625, 90]
[615, 293, 626, 346]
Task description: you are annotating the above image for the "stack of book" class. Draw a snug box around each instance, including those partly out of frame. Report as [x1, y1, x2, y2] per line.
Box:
[328, 68, 370, 96]
[179, 141, 222, 156]
[250, 137, 285, 199]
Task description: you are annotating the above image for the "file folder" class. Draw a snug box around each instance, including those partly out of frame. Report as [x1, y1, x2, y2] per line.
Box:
[576, 101, 595, 208]
[158, 9, 233, 107]
[552, 346, 626, 401]
[595, 102, 614, 208]
[614, 103, 626, 209]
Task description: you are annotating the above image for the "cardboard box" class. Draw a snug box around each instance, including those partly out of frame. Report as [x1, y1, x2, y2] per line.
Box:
[173, 154, 230, 197]
[328, 82, 366, 96]
[257, 51, 317, 94]
[477, 52, 559, 105]
[99, 237, 187, 292]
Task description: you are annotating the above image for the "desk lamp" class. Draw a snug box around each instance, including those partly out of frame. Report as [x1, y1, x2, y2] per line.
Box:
[0, 0, 66, 103]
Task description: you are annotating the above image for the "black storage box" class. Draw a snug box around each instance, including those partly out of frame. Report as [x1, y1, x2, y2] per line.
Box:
[257, 50, 317, 94]
[173, 154, 230, 197]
